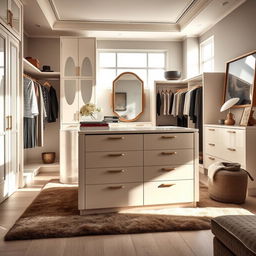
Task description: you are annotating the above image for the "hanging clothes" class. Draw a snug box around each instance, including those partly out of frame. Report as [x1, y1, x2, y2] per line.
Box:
[48, 86, 59, 123]
[162, 91, 167, 115]
[169, 92, 174, 115]
[194, 87, 203, 152]
[156, 91, 161, 116]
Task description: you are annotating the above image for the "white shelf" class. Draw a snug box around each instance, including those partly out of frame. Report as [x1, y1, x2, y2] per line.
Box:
[23, 58, 60, 79]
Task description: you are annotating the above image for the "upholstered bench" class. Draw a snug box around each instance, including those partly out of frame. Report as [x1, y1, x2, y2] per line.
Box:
[211, 215, 256, 256]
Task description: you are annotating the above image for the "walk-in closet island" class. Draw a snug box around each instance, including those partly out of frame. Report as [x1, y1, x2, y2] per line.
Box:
[78, 126, 199, 214]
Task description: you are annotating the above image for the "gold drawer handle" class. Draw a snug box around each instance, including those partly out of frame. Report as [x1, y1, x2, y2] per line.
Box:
[107, 169, 125, 173]
[158, 184, 175, 188]
[208, 143, 215, 146]
[161, 135, 177, 139]
[108, 153, 125, 157]
[108, 136, 125, 140]
[161, 168, 176, 172]
[227, 148, 236, 152]
[208, 157, 215, 160]
[208, 129, 215, 131]
[161, 152, 177, 156]
[107, 185, 125, 189]
[227, 130, 236, 134]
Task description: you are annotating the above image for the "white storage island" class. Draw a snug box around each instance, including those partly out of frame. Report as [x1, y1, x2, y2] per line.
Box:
[78, 126, 199, 214]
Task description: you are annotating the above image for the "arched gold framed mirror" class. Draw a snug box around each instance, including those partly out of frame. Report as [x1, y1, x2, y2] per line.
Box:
[112, 72, 144, 122]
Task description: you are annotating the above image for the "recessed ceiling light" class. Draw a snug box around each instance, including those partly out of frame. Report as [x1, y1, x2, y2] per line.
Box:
[222, 1, 229, 6]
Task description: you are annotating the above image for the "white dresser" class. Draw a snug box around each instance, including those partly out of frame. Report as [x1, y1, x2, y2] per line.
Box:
[204, 124, 256, 195]
[78, 127, 199, 214]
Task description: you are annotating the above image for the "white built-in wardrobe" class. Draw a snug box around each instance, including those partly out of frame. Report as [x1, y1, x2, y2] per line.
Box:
[0, 24, 20, 203]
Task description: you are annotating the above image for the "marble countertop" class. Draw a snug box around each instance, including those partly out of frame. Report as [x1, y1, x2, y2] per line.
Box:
[78, 126, 198, 134]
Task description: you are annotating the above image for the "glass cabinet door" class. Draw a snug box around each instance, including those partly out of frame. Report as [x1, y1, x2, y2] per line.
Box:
[79, 79, 94, 109]
[62, 79, 79, 123]
[61, 38, 78, 78]
[0, 0, 8, 24]
[10, 0, 21, 36]
[8, 37, 18, 194]
[78, 38, 95, 78]
[0, 29, 7, 202]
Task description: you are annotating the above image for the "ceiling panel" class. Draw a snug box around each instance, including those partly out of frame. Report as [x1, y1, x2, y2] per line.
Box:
[51, 0, 195, 23]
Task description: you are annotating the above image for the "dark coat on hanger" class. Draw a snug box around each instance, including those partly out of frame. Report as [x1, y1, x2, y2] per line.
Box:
[156, 91, 161, 116]
[48, 86, 59, 122]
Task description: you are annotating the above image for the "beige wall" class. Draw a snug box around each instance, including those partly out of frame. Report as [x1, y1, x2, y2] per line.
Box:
[96, 40, 183, 121]
[24, 38, 60, 164]
[200, 0, 256, 72]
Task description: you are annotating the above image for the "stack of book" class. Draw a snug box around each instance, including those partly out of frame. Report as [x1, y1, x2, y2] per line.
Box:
[80, 121, 109, 130]
[103, 116, 119, 123]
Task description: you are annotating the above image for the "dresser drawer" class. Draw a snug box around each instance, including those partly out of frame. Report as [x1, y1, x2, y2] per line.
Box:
[144, 165, 194, 181]
[85, 134, 143, 152]
[85, 167, 143, 184]
[204, 154, 225, 169]
[85, 151, 143, 168]
[85, 183, 143, 209]
[144, 180, 194, 205]
[144, 149, 193, 166]
[144, 133, 193, 150]
[205, 126, 218, 143]
[205, 141, 219, 156]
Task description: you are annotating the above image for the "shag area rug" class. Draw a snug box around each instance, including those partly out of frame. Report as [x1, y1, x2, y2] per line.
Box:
[5, 181, 253, 241]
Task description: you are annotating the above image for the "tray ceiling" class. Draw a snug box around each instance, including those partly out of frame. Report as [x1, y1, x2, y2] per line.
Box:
[22, 0, 247, 39]
[50, 0, 195, 23]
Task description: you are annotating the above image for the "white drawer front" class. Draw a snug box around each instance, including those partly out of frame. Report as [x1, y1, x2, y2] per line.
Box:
[85, 183, 143, 209]
[204, 154, 225, 169]
[144, 149, 193, 166]
[144, 180, 194, 205]
[205, 141, 219, 156]
[144, 165, 194, 181]
[85, 167, 143, 184]
[86, 151, 143, 168]
[205, 126, 218, 143]
[144, 133, 193, 150]
[85, 134, 143, 152]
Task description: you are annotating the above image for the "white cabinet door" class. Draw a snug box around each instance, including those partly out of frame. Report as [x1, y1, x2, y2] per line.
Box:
[78, 38, 96, 79]
[9, 0, 22, 38]
[78, 79, 94, 111]
[0, 28, 8, 203]
[61, 79, 79, 123]
[61, 38, 78, 78]
[6, 36, 18, 195]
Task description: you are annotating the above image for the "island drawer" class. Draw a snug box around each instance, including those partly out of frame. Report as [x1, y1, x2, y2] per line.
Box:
[85, 151, 143, 168]
[85, 182, 143, 209]
[144, 165, 194, 181]
[85, 167, 143, 184]
[144, 133, 193, 150]
[144, 149, 193, 166]
[85, 134, 143, 152]
[144, 180, 194, 205]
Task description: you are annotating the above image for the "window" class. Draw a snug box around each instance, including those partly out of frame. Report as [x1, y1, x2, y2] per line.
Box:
[98, 50, 167, 88]
[200, 36, 214, 72]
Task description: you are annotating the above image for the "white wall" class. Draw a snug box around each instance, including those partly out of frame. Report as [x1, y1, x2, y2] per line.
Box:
[96, 40, 183, 121]
[200, 0, 256, 72]
[24, 38, 60, 163]
[182, 37, 199, 79]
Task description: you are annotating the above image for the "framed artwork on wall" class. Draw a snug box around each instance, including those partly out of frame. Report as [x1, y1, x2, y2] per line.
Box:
[240, 106, 252, 126]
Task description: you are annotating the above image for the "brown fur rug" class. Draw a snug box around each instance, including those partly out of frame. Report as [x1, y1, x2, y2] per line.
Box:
[4, 183, 251, 241]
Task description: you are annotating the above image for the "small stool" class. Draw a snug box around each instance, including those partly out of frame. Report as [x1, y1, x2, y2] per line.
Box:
[208, 169, 248, 204]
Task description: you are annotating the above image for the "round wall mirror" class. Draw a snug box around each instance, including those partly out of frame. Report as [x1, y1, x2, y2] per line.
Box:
[112, 72, 144, 122]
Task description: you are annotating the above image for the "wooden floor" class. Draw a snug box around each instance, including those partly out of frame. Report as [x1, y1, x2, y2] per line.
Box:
[0, 172, 215, 256]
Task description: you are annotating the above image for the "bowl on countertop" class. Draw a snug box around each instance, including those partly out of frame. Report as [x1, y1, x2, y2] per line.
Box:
[164, 71, 181, 80]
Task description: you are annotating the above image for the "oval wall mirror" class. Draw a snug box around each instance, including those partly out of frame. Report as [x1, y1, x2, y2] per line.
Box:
[64, 80, 76, 105]
[112, 72, 144, 122]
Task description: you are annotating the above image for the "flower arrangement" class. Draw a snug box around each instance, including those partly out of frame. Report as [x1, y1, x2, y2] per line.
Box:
[80, 103, 101, 119]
